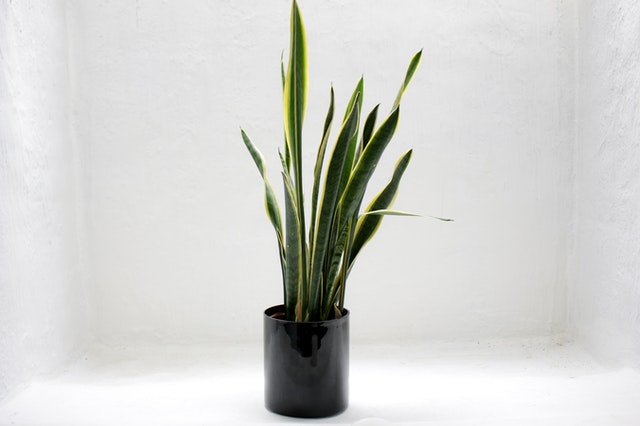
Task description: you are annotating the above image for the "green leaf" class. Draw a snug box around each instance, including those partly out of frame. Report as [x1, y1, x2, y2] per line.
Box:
[280, 54, 291, 173]
[361, 104, 380, 152]
[280, 52, 286, 91]
[392, 49, 422, 110]
[321, 213, 353, 316]
[283, 0, 307, 197]
[427, 215, 454, 222]
[338, 107, 401, 225]
[240, 129, 284, 248]
[310, 87, 335, 249]
[338, 221, 353, 310]
[342, 77, 364, 123]
[360, 209, 420, 217]
[320, 83, 367, 316]
[282, 172, 305, 321]
[349, 149, 412, 265]
[308, 94, 360, 320]
[240, 129, 286, 287]
[283, 134, 291, 175]
[338, 78, 365, 197]
[283, 0, 309, 319]
[278, 149, 288, 174]
[322, 107, 400, 296]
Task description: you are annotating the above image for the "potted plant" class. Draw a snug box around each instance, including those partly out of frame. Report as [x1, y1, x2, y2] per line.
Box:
[241, 0, 430, 418]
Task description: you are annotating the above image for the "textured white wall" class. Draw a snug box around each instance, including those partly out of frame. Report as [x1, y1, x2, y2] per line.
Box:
[69, 0, 575, 344]
[4, 0, 639, 403]
[0, 1, 91, 400]
[7, 0, 640, 405]
[572, 0, 640, 366]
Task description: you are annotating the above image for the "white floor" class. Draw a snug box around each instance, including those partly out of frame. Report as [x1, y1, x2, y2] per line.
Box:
[1, 338, 639, 425]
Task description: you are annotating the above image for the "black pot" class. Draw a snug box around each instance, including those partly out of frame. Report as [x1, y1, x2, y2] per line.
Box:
[263, 304, 349, 418]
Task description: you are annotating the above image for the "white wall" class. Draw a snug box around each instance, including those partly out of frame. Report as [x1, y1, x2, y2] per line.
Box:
[0, 1, 91, 400]
[572, 0, 640, 366]
[3, 0, 639, 403]
[68, 0, 575, 344]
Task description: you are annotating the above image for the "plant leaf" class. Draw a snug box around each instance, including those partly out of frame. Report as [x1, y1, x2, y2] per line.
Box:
[310, 87, 335, 249]
[337, 107, 400, 227]
[283, 0, 309, 319]
[283, 0, 307, 197]
[361, 104, 380, 152]
[240, 129, 284, 248]
[360, 209, 420, 217]
[282, 172, 305, 321]
[342, 77, 364, 123]
[278, 149, 288, 174]
[308, 94, 360, 320]
[280, 51, 286, 91]
[321, 213, 353, 316]
[328, 80, 366, 302]
[280, 53, 292, 173]
[338, 78, 365, 197]
[240, 129, 286, 287]
[349, 149, 412, 265]
[392, 49, 422, 110]
[426, 215, 454, 222]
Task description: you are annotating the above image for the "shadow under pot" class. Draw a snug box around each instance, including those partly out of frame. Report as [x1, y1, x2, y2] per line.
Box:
[263, 305, 350, 418]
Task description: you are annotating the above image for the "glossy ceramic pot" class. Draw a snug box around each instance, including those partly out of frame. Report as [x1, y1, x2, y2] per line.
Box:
[263, 304, 349, 418]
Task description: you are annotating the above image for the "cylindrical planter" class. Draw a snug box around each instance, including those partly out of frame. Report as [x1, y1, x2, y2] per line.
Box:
[263, 304, 349, 418]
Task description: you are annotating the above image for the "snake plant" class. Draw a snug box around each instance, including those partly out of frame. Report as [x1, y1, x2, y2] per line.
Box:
[241, 0, 424, 322]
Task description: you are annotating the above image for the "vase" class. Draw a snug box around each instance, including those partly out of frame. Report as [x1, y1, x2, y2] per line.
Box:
[263, 304, 349, 418]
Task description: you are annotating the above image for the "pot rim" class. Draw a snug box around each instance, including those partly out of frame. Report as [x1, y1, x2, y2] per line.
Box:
[264, 304, 349, 325]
